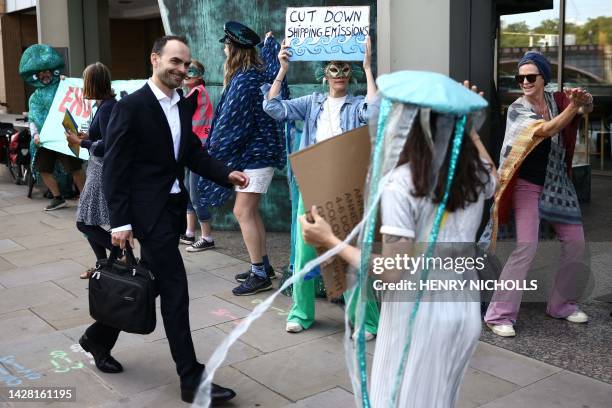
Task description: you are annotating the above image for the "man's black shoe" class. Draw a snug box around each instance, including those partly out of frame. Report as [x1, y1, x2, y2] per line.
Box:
[180, 382, 237, 404]
[79, 334, 123, 373]
[235, 266, 276, 283]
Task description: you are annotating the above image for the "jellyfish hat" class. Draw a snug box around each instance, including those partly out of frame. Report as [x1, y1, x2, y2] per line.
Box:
[347, 70, 488, 408]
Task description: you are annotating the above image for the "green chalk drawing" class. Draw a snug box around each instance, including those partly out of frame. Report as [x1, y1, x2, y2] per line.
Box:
[49, 350, 84, 373]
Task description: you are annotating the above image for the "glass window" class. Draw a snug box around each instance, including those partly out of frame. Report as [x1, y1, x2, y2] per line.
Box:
[565, 1, 612, 171]
[498, 1, 612, 172]
[498, 1, 561, 109]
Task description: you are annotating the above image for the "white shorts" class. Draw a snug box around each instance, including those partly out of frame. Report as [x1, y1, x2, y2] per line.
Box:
[235, 167, 274, 194]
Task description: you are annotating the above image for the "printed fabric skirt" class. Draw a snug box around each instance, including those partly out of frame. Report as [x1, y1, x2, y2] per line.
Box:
[76, 155, 110, 226]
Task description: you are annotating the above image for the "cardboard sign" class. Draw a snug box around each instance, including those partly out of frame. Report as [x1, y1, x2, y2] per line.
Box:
[285, 6, 370, 61]
[289, 126, 371, 299]
[39, 78, 146, 160]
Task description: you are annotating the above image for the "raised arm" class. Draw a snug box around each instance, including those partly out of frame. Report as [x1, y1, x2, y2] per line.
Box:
[534, 88, 591, 138]
[261, 32, 285, 86]
[362, 36, 377, 103]
[261, 38, 313, 122]
[267, 38, 290, 101]
[471, 128, 498, 183]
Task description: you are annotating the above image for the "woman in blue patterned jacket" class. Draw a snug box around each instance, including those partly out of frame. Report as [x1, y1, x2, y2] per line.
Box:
[199, 22, 287, 296]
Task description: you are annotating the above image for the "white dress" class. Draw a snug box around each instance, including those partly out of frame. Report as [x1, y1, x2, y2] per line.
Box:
[369, 162, 496, 408]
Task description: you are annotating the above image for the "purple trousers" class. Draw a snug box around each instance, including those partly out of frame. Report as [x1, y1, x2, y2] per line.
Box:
[485, 178, 585, 325]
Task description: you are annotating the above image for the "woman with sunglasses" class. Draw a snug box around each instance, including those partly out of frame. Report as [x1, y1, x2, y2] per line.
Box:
[262, 36, 380, 337]
[483, 51, 593, 337]
[180, 60, 215, 253]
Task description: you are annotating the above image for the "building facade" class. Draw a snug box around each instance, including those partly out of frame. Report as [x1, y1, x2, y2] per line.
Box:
[0, 0, 162, 115]
[1, 0, 609, 230]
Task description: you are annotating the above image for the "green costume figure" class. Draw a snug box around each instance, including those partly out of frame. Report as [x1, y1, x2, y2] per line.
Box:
[19, 44, 81, 209]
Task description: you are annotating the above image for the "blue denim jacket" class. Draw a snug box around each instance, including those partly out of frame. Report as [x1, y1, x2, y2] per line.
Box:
[261, 83, 373, 150]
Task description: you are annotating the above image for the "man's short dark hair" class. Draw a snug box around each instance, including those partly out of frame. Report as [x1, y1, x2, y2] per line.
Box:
[151, 35, 188, 55]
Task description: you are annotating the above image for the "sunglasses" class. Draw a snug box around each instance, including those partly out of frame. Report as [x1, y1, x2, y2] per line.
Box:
[515, 74, 541, 84]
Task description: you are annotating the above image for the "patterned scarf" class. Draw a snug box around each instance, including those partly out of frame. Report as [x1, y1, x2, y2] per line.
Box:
[480, 91, 580, 250]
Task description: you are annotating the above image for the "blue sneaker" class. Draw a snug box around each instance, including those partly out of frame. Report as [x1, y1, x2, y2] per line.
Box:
[232, 273, 272, 296]
[235, 266, 275, 283]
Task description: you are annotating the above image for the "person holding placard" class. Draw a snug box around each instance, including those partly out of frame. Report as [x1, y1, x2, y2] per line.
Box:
[262, 36, 379, 337]
[198, 22, 287, 296]
[18, 44, 85, 211]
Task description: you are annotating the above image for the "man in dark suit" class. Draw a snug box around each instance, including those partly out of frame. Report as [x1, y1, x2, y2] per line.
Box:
[79, 35, 246, 404]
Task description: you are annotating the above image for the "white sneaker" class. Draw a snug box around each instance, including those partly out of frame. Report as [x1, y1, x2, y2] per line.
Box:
[565, 310, 588, 323]
[351, 331, 375, 342]
[286, 322, 303, 333]
[487, 323, 516, 337]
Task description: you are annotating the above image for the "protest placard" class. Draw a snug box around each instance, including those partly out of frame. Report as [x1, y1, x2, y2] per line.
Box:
[285, 6, 369, 62]
[289, 126, 371, 299]
[39, 78, 146, 160]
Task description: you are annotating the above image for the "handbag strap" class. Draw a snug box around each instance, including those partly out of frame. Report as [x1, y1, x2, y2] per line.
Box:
[107, 243, 137, 267]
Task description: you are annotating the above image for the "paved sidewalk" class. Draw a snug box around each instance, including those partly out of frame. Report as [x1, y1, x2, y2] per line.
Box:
[0, 169, 610, 407]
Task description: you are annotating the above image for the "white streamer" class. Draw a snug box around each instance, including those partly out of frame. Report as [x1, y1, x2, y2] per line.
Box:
[193, 219, 362, 406]
[193, 171, 394, 408]
[157, 0, 173, 35]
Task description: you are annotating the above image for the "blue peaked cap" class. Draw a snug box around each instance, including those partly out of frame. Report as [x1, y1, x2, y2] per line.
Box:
[376, 71, 488, 115]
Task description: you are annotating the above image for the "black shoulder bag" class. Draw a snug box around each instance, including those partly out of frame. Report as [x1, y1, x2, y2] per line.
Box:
[88, 245, 157, 334]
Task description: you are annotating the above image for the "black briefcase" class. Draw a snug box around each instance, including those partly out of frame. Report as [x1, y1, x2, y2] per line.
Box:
[88, 245, 157, 334]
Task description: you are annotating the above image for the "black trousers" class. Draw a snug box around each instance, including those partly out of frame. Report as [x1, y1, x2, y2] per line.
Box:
[84, 197, 203, 386]
[76, 222, 113, 260]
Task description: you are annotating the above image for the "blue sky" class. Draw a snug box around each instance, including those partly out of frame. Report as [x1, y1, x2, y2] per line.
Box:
[501, 0, 612, 28]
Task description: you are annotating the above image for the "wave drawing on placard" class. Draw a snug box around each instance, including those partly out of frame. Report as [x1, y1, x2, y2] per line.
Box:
[290, 35, 366, 60]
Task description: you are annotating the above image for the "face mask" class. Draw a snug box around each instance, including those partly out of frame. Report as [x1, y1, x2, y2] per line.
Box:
[325, 62, 351, 79]
[187, 66, 203, 78]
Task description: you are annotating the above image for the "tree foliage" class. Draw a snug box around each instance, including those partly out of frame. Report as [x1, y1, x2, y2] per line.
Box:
[501, 16, 612, 48]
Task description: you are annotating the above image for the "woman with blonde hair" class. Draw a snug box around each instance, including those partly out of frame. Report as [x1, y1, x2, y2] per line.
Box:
[198, 22, 286, 295]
